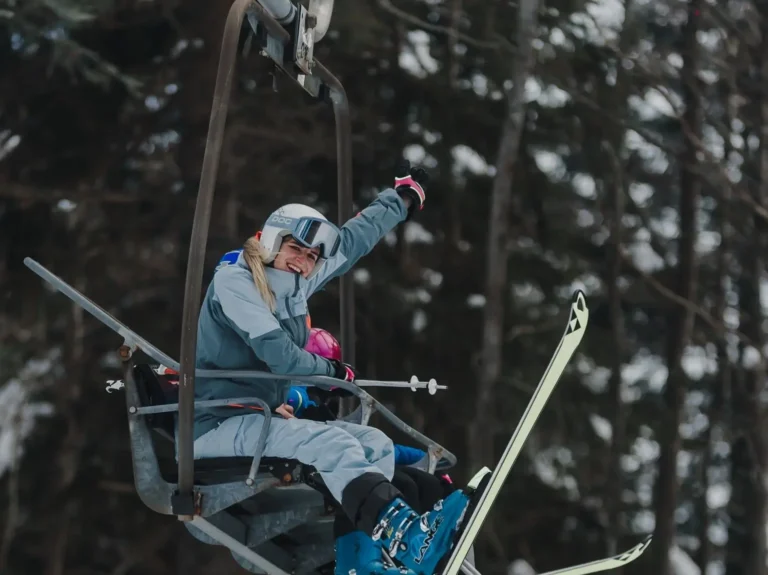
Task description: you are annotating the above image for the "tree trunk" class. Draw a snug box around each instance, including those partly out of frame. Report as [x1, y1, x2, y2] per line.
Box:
[468, 0, 541, 473]
[604, 143, 626, 558]
[725, 7, 768, 573]
[650, 0, 702, 572]
[602, 1, 634, 558]
[698, 55, 735, 574]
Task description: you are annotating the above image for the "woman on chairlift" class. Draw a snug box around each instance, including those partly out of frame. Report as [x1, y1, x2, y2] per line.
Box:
[192, 161, 473, 575]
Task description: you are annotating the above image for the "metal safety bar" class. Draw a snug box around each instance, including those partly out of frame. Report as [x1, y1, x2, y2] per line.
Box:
[24, 258, 443, 391]
[313, 60, 355, 367]
[177, 0, 356, 510]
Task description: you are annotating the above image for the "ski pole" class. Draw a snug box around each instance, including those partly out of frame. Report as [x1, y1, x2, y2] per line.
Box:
[349, 377, 445, 394]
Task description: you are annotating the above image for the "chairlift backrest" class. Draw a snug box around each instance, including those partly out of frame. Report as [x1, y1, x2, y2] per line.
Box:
[132, 364, 180, 439]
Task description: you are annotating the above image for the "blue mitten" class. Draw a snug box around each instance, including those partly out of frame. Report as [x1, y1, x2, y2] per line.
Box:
[286, 386, 317, 417]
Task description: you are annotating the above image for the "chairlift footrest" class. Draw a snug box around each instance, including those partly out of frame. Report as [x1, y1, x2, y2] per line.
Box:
[304, 470, 338, 514]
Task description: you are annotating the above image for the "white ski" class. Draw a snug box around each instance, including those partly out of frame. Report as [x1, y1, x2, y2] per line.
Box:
[442, 291, 591, 575]
[536, 536, 652, 575]
[458, 536, 651, 575]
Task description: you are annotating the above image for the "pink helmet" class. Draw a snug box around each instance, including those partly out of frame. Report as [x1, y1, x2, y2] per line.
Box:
[305, 328, 342, 361]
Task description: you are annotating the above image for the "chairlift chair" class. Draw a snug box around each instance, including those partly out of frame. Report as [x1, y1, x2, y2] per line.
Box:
[24, 256, 456, 575]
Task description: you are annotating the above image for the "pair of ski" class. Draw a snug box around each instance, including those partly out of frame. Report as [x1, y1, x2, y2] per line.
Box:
[445, 291, 651, 575]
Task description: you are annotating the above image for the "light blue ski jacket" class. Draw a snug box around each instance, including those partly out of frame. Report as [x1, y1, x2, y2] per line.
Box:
[193, 189, 409, 440]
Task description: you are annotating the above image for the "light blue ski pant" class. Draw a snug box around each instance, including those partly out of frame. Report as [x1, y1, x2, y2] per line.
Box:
[193, 414, 396, 503]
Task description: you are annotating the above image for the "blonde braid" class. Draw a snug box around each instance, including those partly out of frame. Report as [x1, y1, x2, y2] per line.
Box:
[242, 236, 276, 313]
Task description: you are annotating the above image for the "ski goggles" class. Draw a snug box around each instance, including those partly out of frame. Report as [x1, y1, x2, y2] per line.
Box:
[267, 215, 341, 259]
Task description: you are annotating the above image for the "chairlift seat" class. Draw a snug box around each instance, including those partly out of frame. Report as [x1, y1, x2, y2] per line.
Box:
[132, 363, 307, 487]
[129, 362, 340, 573]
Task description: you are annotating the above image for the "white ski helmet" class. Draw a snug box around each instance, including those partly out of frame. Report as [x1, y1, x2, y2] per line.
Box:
[258, 203, 341, 279]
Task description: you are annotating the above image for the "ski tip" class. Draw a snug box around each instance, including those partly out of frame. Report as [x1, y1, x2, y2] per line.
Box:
[534, 536, 653, 575]
[622, 535, 653, 559]
[566, 292, 589, 336]
[571, 290, 587, 309]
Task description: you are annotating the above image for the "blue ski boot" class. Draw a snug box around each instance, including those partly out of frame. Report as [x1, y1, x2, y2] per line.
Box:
[370, 490, 471, 575]
[335, 531, 419, 575]
[335, 531, 381, 575]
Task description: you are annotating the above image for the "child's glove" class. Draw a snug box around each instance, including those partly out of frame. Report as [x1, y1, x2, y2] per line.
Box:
[329, 359, 356, 382]
[286, 386, 317, 417]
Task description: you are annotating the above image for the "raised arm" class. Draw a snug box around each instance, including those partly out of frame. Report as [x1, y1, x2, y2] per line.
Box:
[304, 163, 428, 296]
[213, 267, 334, 376]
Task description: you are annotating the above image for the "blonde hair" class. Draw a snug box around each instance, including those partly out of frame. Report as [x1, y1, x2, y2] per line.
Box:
[242, 236, 277, 313]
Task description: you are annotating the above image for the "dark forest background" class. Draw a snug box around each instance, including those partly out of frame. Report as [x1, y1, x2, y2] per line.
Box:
[1, 0, 767, 574]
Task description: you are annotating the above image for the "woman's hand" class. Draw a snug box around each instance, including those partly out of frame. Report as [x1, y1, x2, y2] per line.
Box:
[275, 404, 295, 419]
[394, 160, 428, 219]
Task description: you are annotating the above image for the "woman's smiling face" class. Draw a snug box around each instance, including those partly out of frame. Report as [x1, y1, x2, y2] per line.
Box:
[272, 237, 321, 278]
